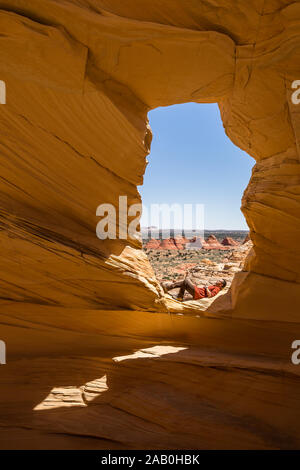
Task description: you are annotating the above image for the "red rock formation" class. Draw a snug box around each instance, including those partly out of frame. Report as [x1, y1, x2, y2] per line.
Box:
[222, 237, 240, 246]
[146, 236, 191, 250]
[160, 238, 177, 250]
[174, 236, 187, 249]
[145, 238, 161, 249]
[203, 235, 224, 250]
[174, 241, 184, 250]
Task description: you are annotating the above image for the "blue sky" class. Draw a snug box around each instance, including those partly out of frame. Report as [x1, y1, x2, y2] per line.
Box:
[139, 103, 254, 230]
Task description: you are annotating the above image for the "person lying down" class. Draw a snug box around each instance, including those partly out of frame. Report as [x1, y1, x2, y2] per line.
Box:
[162, 275, 226, 302]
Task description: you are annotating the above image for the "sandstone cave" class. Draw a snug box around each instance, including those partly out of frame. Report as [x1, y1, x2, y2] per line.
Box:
[0, 0, 299, 450]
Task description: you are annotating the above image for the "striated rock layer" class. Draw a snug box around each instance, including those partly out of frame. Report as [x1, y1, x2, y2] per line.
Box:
[0, 0, 300, 449]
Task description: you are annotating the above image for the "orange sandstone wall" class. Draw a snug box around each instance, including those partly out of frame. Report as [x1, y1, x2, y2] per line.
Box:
[0, 0, 300, 450]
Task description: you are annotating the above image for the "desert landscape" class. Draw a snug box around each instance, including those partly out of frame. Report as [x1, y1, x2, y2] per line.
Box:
[144, 232, 252, 301]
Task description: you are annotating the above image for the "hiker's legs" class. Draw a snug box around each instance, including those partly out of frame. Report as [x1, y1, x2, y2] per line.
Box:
[163, 278, 195, 299]
[178, 278, 195, 298]
[164, 280, 185, 291]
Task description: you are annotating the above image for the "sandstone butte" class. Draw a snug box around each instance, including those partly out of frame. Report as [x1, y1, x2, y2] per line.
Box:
[174, 236, 189, 249]
[221, 237, 240, 246]
[159, 238, 178, 249]
[146, 235, 236, 250]
[203, 234, 225, 249]
[0, 0, 300, 450]
[145, 238, 161, 249]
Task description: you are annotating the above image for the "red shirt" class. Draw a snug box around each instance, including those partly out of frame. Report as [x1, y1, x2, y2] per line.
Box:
[194, 285, 221, 300]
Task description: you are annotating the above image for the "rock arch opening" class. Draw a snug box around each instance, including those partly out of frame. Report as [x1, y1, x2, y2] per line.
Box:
[139, 102, 254, 312]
